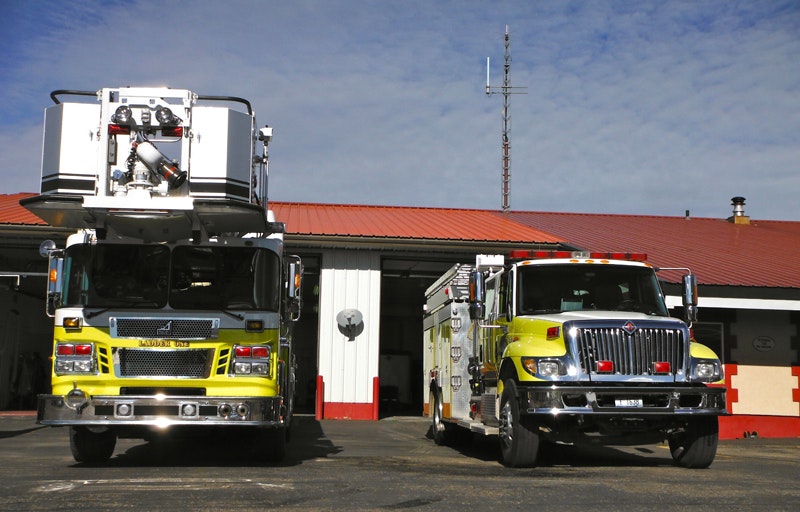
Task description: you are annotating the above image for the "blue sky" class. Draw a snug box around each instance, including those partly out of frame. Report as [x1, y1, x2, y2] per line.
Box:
[1, 0, 798, 220]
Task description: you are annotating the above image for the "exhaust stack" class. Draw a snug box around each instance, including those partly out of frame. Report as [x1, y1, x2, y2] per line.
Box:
[729, 196, 750, 225]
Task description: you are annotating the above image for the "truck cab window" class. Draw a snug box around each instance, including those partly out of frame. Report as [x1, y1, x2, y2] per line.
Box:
[484, 276, 498, 322]
[498, 271, 510, 319]
[63, 244, 169, 308]
[517, 265, 668, 317]
[170, 246, 280, 311]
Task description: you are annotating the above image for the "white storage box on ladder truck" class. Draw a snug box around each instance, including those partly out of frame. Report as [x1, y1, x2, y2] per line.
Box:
[424, 251, 726, 468]
[21, 87, 302, 464]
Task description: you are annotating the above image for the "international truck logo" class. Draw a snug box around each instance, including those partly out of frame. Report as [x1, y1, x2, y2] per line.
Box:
[157, 321, 173, 337]
[622, 321, 637, 335]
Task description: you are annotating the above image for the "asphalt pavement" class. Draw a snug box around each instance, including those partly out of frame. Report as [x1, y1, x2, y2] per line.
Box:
[1, 411, 798, 511]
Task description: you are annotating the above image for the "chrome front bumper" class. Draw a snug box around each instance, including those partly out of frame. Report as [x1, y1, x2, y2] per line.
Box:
[37, 393, 286, 427]
[519, 385, 727, 416]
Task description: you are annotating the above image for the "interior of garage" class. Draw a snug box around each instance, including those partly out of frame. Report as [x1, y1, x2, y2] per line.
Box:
[290, 253, 320, 414]
[378, 256, 469, 417]
[0, 231, 62, 410]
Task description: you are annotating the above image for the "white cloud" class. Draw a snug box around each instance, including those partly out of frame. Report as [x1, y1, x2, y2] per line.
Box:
[1, 0, 798, 220]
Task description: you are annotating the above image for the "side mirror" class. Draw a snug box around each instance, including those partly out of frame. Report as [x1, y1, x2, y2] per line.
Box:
[43, 243, 64, 318]
[468, 270, 485, 320]
[286, 255, 303, 321]
[682, 273, 698, 325]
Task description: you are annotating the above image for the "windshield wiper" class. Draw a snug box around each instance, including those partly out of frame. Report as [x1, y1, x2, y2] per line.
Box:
[221, 309, 245, 320]
[85, 308, 110, 319]
[86, 301, 163, 318]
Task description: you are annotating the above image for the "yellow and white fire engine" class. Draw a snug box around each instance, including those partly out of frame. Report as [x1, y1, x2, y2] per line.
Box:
[424, 251, 726, 468]
[21, 87, 302, 463]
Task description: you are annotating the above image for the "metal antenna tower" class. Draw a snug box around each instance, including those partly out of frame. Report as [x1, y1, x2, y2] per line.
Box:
[486, 25, 527, 213]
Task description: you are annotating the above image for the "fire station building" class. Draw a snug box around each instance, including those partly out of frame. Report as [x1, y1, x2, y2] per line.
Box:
[2, 193, 799, 439]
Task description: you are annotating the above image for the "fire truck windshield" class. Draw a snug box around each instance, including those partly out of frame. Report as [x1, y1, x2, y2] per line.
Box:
[61, 244, 280, 311]
[516, 264, 669, 317]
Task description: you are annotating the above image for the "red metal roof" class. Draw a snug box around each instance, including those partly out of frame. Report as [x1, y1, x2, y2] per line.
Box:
[271, 202, 563, 244]
[0, 193, 47, 225]
[3, 194, 799, 289]
[506, 211, 800, 289]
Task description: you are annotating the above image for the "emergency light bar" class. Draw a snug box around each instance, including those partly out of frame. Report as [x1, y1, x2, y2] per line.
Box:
[108, 124, 184, 137]
[107, 104, 185, 137]
[508, 250, 648, 262]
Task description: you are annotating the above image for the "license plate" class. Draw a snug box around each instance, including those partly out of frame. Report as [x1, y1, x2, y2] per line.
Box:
[615, 398, 643, 407]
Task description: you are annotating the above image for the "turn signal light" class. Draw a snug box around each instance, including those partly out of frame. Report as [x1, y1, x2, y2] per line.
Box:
[596, 360, 614, 373]
[56, 344, 74, 356]
[653, 361, 671, 374]
[233, 345, 270, 359]
[63, 317, 81, 329]
[56, 343, 92, 356]
[231, 345, 271, 376]
[245, 320, 264, 332]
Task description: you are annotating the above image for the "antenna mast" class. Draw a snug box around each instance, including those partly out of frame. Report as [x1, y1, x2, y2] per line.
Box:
[486, 25, 527, 213]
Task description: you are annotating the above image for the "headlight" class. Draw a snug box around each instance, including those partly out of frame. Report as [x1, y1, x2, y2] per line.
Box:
[251, 362, 270, 375]
[234, 362, 252, 374]
[111, 105, 132, 124]
[54, 342, 95, 375]
[692, 359, 722, 382]
[521, 357, 567, 378]
[73, 360, 93, 372]
[538, 360, 562, 377]
[231, 345, 272, 377]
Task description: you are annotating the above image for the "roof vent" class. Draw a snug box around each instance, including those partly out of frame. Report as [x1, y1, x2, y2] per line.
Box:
[729, 196, 750, 225]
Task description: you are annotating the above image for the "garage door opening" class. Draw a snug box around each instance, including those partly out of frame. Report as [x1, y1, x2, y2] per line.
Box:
[291, 254, 320, 415]
[379, 258, 460, 417]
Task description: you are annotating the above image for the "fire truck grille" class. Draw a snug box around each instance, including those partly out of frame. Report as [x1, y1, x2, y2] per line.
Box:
[112, 318, 218, 340]
[575, 327, 685, 376]
[118, 349, 212, 378]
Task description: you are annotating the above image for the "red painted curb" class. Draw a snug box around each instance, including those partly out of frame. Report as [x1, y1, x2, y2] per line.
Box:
[0, 411, 36, 418]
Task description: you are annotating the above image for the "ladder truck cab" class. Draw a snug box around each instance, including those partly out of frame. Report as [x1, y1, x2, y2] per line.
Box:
[21, 87, 302, 463]
[423, 251, 726, 468]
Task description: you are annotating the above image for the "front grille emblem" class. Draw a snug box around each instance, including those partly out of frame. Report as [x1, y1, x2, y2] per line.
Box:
[622, 321, 637, 335]
[157, 321, 173, 337]
[111, 318, 219, 339]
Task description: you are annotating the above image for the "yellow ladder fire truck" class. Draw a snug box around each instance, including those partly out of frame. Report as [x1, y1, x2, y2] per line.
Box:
[424, 251, 726, 468]
[21, 87, 302, 463]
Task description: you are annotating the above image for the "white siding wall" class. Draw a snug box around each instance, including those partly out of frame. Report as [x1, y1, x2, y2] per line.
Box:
[318, 249, 381, 405]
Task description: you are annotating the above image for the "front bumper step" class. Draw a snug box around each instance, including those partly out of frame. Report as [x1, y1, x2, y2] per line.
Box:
[519, 385, 726, 415]
[37, 394, 286, 427]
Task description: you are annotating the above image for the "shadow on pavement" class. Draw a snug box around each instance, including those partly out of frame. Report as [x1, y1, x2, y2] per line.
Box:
[0, 426, 48, 439]
[424, 423, 672, 470]
[99, 415, 341, 468]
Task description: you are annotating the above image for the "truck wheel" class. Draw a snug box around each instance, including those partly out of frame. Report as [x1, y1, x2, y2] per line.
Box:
[430, 386, 449, 446]
[499, 379, 539, 467]
[69, 426, 116, 463]
[669, 416, 719, 468]
[255, 427, 287, 463]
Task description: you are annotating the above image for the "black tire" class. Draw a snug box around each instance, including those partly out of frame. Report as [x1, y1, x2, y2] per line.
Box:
[430, 386, 449, 446]
[669, 416, 719, 468]
[69, 426, 116, 463]
[499, 379, 539, 467]
[255, 427, 287, 463]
